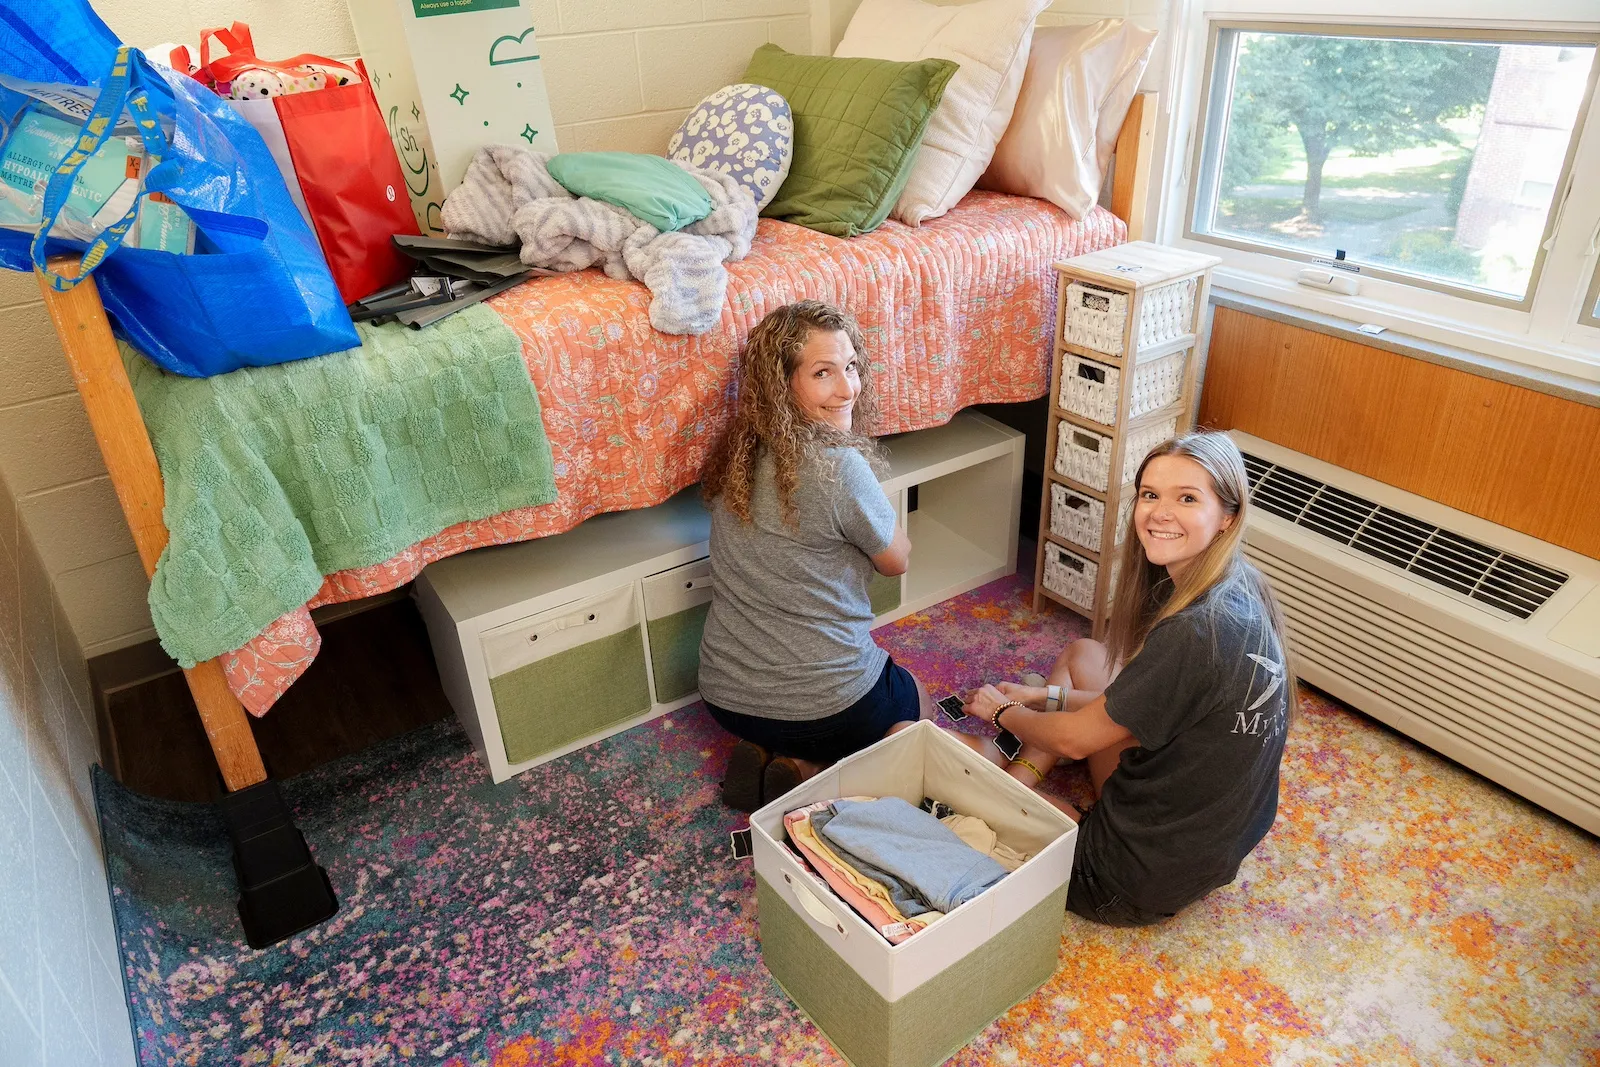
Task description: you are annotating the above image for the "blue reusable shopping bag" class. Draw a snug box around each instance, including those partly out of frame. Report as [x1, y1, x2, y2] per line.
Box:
[0, 0, 357, 377]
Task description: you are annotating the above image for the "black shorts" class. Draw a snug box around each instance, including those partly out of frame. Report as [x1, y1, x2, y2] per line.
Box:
[704, 655, 922, 765]
[1065, 807, 1175, 928]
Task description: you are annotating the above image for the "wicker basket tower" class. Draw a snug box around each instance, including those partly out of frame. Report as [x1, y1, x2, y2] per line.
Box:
[1034, 241, 1220, 635]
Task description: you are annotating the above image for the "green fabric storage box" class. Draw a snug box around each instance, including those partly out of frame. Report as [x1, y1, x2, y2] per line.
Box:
[481, 583, 653, 766]
[642, 557, 713, 705]
[750, 721, 1077, 1067]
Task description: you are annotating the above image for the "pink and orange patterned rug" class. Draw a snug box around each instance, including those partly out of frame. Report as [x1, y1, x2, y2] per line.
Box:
[99, 570, 1600, 1066]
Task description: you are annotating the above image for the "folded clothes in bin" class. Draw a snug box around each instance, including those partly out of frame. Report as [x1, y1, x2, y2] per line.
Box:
[784, 795, 1028, 944]
[785, 800, 940, 945]
[815, 797, 1009, 915]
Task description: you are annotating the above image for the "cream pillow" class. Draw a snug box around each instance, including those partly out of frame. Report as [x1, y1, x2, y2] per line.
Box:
[978, 20, 1157, 219]
[835, 0, 1052, 226]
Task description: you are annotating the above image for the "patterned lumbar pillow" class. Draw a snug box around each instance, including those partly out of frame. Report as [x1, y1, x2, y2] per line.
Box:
[667, 83, 794, 212]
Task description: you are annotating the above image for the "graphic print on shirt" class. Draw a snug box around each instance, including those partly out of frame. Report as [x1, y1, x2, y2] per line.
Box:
[1232, 642, 1286, 738]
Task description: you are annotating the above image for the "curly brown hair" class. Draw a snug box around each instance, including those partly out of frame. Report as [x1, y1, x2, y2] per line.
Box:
[702, 301, 884, 525]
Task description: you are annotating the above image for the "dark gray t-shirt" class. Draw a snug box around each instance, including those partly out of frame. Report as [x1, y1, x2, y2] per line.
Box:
[1081, 582, 1289, 914]
[697, 447, 897, 721]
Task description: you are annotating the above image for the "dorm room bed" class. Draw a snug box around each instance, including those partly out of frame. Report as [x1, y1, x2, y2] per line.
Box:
[38, 93, 1155, 799]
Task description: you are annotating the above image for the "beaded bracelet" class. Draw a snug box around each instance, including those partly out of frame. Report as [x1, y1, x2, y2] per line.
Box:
[989, 700, 1025, 729]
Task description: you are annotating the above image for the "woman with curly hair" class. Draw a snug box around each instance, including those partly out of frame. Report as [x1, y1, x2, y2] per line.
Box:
[698, 300, 934, 812]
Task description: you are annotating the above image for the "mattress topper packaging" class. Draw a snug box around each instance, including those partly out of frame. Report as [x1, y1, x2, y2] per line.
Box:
[0, 99, 193, 253]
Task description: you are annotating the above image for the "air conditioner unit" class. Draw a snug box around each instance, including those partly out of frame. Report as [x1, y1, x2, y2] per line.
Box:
[1229, 431, 1600, 836]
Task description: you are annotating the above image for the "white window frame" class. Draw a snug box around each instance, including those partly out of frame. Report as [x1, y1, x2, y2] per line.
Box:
[1582, 255, 1600, 330]
[1156, 0, 1600, 381]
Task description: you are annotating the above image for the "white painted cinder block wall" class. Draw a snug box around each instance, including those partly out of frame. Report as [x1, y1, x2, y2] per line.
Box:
[0, 467, 138, 1066]
[0, 0, 1167, 665]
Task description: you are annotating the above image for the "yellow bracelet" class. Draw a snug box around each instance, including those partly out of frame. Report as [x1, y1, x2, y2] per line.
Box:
[1011, 757, 1046, 783]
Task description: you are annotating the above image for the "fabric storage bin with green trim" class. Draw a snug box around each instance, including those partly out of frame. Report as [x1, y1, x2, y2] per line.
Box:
[481, 584, 652, 766]
[750, 721, 1077, 1067]
[642, 558, 713, 705]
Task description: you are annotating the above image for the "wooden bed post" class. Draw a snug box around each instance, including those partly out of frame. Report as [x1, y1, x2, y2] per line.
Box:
[1111, 92, 1157, 240]
[37, 260, 269, 793]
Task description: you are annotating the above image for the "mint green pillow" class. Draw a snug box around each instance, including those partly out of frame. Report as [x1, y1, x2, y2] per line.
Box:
[547, 152, 714, 232]
[742, 44, 957, 238]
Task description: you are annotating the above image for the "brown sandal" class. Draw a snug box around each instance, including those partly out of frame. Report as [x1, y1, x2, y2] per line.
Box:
[721, 740, 771, 813]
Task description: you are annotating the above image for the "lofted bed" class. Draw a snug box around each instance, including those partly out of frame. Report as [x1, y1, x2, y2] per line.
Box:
[37, 93, 1157, 803]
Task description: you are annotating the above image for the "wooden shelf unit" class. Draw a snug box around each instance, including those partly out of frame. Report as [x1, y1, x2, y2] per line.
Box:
[1032, 242, 1220, 636]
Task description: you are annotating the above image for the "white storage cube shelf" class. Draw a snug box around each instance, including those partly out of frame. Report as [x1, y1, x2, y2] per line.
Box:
[1057, 350, 1186, 426]
[751, 721, 1076, 1067]
[415, 414, 1024, 783]
[1053, 416, 1178, 493]
[1050, 483, 1133, 553]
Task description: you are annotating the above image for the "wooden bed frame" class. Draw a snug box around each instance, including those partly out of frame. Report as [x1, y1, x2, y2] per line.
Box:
[37, 93, 1157, 802]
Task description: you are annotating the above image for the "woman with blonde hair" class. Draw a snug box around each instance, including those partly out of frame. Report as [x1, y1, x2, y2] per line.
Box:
[699, 301, 934, 812]
[962, 431, 1294, 925]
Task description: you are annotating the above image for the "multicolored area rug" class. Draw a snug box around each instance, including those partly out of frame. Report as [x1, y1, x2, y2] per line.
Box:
[98, 571, 1600, 1067]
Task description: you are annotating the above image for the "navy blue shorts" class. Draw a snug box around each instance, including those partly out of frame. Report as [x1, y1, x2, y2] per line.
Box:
[704, 655, 923, 765]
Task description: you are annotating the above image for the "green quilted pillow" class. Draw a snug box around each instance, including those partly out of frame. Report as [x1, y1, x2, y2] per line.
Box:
[743, 44, 958, 238]
[547, 151, 714, 232]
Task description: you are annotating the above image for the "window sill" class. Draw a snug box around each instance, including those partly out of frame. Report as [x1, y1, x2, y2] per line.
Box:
[1209, 290, 1600, 410]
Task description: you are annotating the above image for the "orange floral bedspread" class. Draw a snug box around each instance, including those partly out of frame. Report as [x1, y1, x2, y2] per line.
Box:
[222, 192, 1124, 713]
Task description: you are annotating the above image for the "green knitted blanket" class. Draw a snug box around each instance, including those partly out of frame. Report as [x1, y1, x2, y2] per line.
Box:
[125, 304, 556, 668]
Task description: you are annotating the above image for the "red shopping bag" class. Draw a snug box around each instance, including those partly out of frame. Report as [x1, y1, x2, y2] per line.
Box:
[198, 24, 418, 303]
[269, 86, 419, 302]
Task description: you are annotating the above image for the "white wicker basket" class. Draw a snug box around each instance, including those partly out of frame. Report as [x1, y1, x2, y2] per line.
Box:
[1043, 542, 1098, 610]
[1062, 277, 1198, 357]
[1050, 484, 1134, 553]
[1057, 351, 1186, 425]
[1137, 278, 1197, 350]
[1053, 416, 1178, 492]
[1063, 282, 1128, 355]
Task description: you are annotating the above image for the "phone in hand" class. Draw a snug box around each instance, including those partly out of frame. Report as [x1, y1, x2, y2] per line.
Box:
[994, 728, 1023, 762]
[937, 694, 968, 722]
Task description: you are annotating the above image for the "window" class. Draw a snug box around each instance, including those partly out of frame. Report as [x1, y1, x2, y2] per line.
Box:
[1185, 24, 1598, 311]
[1585, 263, 1600, 328]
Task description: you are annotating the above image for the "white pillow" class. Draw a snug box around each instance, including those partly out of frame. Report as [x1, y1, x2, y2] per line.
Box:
[978, 20, 1157, 219]
[835, 0, 1051, 226]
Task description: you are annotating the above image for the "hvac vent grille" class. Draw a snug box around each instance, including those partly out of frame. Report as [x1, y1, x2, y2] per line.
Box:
[1240, 452, 1566, 620]
[1247, 545, 1600, 819]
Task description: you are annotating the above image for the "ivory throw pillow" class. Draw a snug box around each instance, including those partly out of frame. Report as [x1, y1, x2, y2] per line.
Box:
[835, 0, 1052, 226]
[978, 20, 1157, 219]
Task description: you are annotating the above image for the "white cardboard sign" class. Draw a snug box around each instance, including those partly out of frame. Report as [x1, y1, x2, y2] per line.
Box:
[346, 0, 559, 235]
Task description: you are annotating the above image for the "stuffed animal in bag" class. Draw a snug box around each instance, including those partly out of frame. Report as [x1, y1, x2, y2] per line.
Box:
[227, 67, 326, 99]
[300, 62, 361, 88]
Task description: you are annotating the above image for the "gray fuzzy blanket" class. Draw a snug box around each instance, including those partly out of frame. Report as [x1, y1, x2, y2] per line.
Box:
[441, 147, 758, 335]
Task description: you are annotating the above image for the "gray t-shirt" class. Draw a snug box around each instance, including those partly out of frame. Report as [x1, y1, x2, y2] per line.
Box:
[1082, 581, 1289, 914]
[697, 446, 898, 721]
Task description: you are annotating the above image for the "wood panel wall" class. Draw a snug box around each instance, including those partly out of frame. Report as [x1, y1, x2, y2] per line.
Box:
[1198, 307, 1600, 560]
